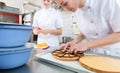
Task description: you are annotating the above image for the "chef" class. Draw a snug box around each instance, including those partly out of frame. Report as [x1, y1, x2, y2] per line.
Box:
[54, 0, 120, 56]
[33, 0, 63, 50]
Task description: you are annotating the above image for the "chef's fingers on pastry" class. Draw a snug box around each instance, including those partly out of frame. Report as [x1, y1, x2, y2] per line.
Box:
[69, 47, 76, 53]
[64, 43, 71, 51]
[74, 49, 83, 54]
[66, 47, 70, 50]
[51, 49, 84, 61]
[73, 48, 79, 54]
[58, 44, 66, 50]
[74, 50, 78, 54]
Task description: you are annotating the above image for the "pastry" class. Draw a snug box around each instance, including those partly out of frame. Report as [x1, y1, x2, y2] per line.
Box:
[36, 42, 48, 48]
[51, 49, 84, 61]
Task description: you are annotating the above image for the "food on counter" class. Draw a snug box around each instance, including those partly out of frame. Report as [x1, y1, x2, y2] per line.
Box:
[51, 49, 84, 61]
[36, 42, 48, 49]
[79, 55, 120, 73]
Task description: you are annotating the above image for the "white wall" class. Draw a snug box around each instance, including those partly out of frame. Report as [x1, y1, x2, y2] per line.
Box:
[28, 0, 42, 7]
[0, 0, 25, 13]
[0, 0, 43, 13]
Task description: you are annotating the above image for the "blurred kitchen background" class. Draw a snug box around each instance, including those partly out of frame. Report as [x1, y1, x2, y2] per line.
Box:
[1, 0, 120, 73]
[0, 0, 120, 44]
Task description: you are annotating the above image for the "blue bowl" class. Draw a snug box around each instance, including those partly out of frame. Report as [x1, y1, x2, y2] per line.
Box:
[0, 64, 30, 73]
[0, 46, 33, 69]
[0, 23, 32, 48]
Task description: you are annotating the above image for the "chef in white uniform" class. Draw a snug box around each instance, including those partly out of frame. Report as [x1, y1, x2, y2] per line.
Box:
[33, 0, 63, 49]
[54, 0, 120, 56]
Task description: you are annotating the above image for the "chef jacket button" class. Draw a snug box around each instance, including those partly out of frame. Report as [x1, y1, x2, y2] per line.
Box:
[96, 33, 98, 35]
[88, 6, 91, 9]
[91, 20, 93, 23]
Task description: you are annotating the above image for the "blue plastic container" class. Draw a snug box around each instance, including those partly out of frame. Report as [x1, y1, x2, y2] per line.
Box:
[0, 65, 30, 73]
[0, 46, 33, 69]
[0, 23, 32, 48]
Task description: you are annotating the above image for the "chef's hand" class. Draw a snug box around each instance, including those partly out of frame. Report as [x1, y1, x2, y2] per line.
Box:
[40, 29, 49, 34]
[58, 40, 76, 51]
[33, 27, 41, 35]
[69, 43, 89, 53]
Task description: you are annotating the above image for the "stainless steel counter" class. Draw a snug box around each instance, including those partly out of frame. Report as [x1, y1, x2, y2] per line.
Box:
[0, 50, 77, 73]
[1, 43, 119, 73]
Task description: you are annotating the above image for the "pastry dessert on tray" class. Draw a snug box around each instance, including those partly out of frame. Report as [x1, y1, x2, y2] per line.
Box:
[51, 49, 84, 61]
[36, 42, 49, 50]
[35, 42, 50, 53]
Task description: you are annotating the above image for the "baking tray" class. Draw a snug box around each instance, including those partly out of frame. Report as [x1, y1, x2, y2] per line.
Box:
[35, 52, 120, 73]
[35, 53, 94, 73]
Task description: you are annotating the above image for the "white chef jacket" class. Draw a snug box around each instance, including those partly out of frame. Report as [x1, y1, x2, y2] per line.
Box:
[33, 7, 63, 48]
[74, 0, 120, 56]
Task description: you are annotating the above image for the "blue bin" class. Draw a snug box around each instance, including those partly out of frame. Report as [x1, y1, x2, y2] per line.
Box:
[0, 23, 32, 48]
[0, 46, 33, 69]
[0, 65, 30, 73]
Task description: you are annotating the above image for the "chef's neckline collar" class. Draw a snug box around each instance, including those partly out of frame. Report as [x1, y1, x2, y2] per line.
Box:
[44, 7, 52, 10]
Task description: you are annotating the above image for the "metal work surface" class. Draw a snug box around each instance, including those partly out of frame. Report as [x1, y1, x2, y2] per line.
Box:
[0, 50, 76, 73]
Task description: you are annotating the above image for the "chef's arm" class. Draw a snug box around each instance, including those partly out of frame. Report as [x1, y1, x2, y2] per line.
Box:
[87, 32, 120, 49]
[73, 32, 85, 43]
[46, 28, 62, 35]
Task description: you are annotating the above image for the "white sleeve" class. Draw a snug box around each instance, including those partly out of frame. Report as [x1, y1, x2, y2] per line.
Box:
[108, 0, 120, 32]
[32, 12, 39, 27]
[55, 12, 64, 28]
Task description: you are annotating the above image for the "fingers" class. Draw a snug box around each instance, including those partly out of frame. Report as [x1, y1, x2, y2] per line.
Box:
[74, 49, 79, 54]
[35, 28, 49, 34]
[63, 43, 69, 51]
[41, 29, 48, 34]
[69, 46, 76, 53]
[33, 28, 41, 35]
[58, 44, 66, 50]
[58, 43, 70, 51]
[71, 47, 85, 54]
[68, 45, 82, 54]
